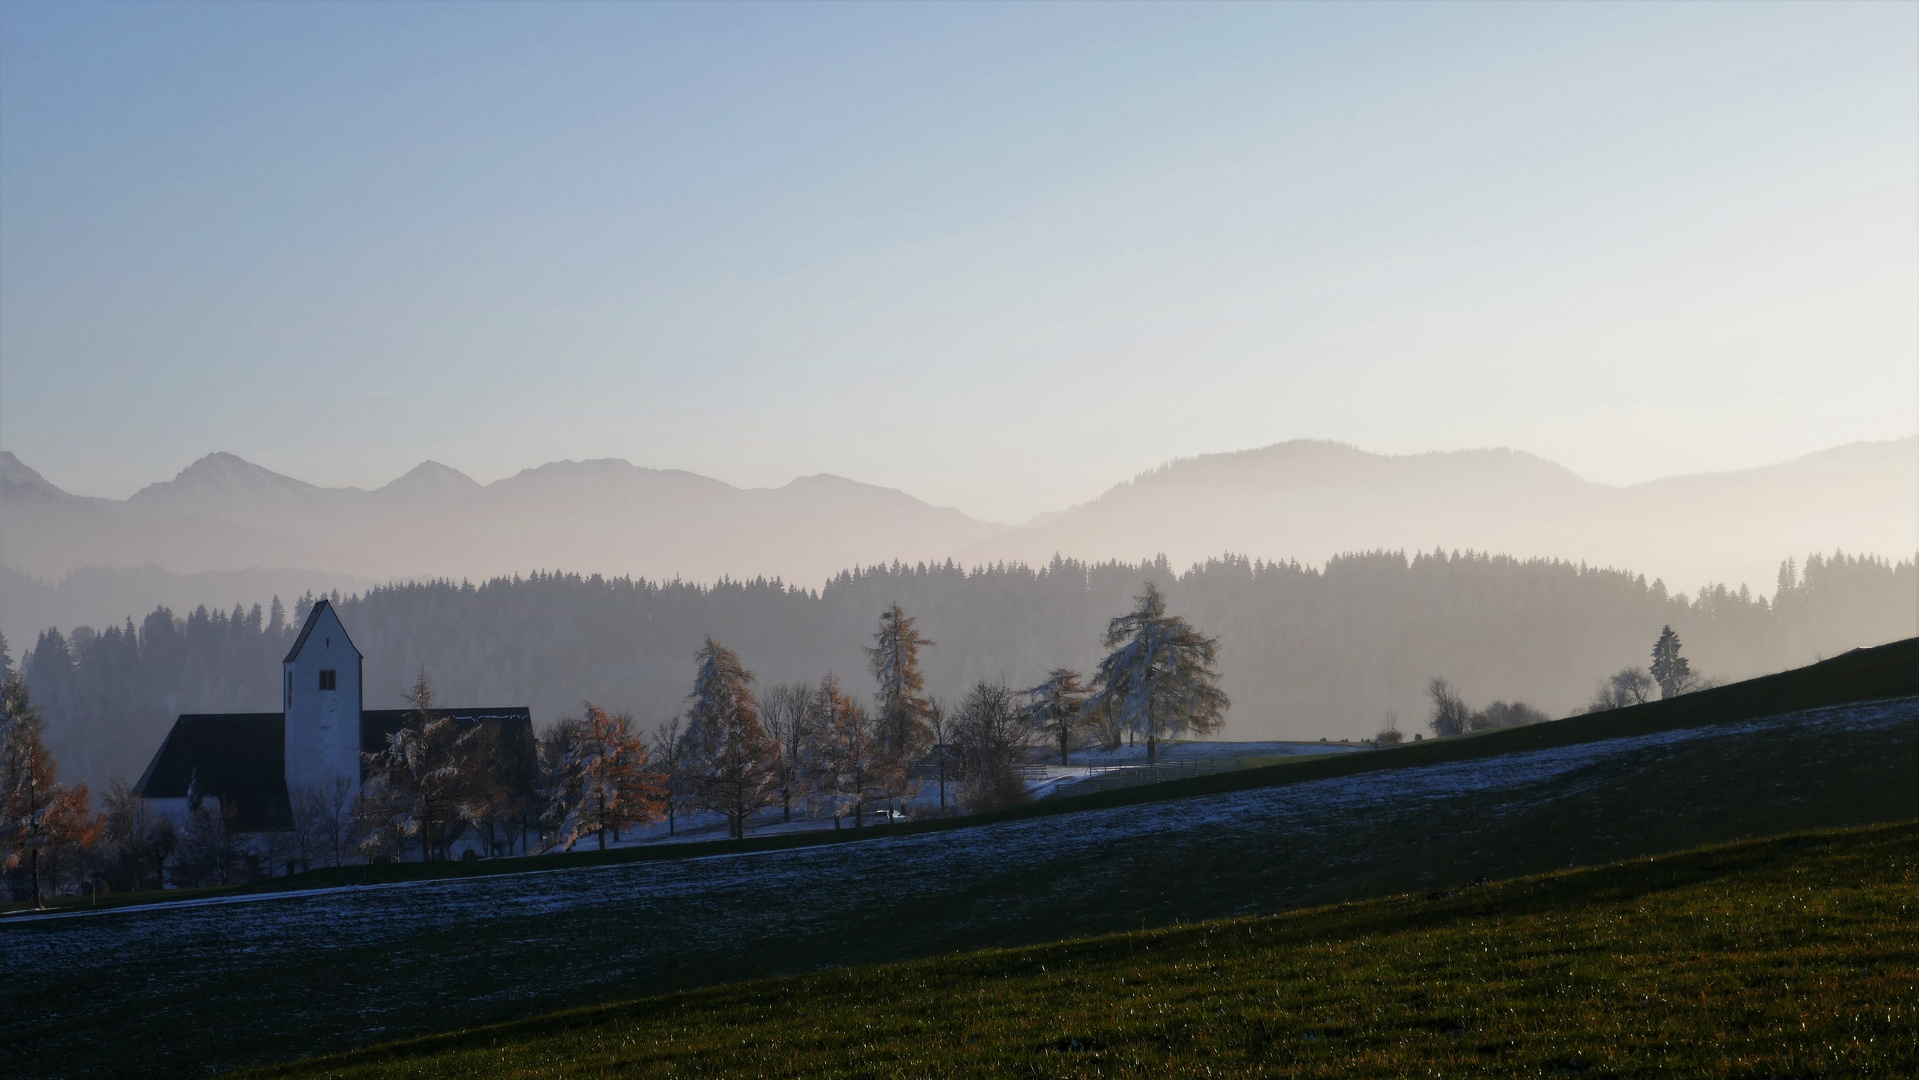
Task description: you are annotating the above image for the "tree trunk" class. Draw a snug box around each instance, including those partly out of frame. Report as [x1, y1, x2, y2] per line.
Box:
[30, 848, 41, 909]
[1147, 734, 1157, 764]
[597, 827, 606, 850]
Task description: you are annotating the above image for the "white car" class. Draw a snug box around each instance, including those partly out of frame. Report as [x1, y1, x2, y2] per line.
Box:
[866, 808, 911, 824]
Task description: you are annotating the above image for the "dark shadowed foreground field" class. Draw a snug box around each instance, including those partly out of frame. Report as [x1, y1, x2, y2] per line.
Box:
[255, 821, 1919, 1080]
[4, 680, 1917, 1079]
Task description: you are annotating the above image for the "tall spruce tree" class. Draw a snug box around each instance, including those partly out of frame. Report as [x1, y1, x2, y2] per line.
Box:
[1086, 583, 1229, 763]
[1650, 625, 1692, 699]
[683, 639, 782, 840]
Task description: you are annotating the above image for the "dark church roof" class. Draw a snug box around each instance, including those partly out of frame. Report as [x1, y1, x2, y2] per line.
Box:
[283, 598, 362, 663]
[132, 713, 293, 831]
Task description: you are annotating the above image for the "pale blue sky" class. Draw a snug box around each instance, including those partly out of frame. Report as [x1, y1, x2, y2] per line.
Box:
[2, 2, 1913, 521]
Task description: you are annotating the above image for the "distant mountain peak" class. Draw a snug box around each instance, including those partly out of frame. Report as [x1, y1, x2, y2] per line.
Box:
[375, 461, 482, 503]
[0, 448, 82, 502]
[127, 452, 348, 522]
[0, 450, 71, 497]
[166, 451, 320, 491]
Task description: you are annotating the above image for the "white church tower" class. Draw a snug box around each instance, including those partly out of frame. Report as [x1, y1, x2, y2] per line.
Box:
[283, 599, 364, 796]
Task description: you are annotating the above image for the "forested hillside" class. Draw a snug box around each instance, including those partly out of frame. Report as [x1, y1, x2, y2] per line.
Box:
[13, 550, 1913, 793]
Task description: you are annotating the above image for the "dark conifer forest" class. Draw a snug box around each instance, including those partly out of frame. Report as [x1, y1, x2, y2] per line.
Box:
[15, 550, 1913, 793]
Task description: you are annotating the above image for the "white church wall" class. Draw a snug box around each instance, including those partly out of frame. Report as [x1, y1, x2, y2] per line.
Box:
[285, 603, 364, 796]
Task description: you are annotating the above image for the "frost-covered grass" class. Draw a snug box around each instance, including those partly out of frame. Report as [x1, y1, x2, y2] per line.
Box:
[7, 689, 1919, 1080]
[249, 821, 1919, 1079]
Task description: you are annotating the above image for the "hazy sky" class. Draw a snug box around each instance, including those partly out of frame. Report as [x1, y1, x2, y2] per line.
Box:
[2, 2, 1913, 522]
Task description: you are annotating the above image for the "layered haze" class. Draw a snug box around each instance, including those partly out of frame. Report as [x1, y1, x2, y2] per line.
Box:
[2, 435, 1912, 648]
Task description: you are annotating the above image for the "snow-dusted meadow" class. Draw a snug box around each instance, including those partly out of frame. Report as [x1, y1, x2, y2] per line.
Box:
[7, 697, 1917, 1079]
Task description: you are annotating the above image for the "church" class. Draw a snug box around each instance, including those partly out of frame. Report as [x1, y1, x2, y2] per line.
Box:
[133, 600, 536, 846]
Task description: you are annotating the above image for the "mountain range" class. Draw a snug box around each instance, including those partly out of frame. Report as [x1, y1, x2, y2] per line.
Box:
[3, 437, 1913, 633]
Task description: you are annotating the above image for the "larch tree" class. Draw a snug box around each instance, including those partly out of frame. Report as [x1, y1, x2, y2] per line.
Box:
[545, 703, 663, 851]
[1021, 668, 1087, 767]
[801, 675, 889, 827]
[682, 640, 782, 841]
[0, 674, 99, 907]
[1, 676, 98, 903]
[867, 603, 935, 808]
[1650, 626, 1693, 699]
[358, 670, 491, 861]
[1085, 583, 1230, 763]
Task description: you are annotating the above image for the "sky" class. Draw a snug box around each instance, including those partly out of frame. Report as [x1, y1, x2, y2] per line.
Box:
[2, 1, 1914, 523]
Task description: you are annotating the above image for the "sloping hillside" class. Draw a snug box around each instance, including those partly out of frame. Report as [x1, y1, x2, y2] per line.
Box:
[255, 821, 1919, 1079]
[6, 639, 1916, 1079]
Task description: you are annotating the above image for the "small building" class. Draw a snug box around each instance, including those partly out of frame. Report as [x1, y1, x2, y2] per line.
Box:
[133, 599, 536, 856]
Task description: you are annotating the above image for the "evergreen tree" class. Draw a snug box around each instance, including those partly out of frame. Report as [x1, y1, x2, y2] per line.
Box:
[1650, 625, 1692, 700]
[1021, 668, 1087, 766]
[0, 675, 99, 906]
[544, 703, 662, 850]
[683, 640, 781, 840]
[1085, 583, 1229, 763]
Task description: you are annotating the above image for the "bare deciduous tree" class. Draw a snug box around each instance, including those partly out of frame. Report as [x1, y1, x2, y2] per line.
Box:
[760, 682, 813, 823]
[951, 680, 1031, 813]
[1427, 677, 1471, 737]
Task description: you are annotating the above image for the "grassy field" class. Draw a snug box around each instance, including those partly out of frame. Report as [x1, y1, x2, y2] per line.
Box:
[7, 641, 1917, 1078]
[7, 690, 1916, 1079]
[246, 820, 1919, 1079]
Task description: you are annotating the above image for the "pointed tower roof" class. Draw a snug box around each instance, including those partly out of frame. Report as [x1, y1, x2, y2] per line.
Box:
[283, 598, 364, 663]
